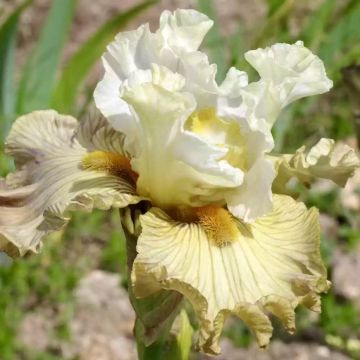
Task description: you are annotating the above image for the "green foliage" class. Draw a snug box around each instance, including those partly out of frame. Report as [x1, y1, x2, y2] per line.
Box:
[0, 1, 31, 124]
[320, 293, 360, 338]
[300, 0, 336, 51]
[0, 0, 32, 175]
[17, 0, 77, 114]
[168, 310, 194, 360]
[319, 2, 360, 78]
[0, 233, 82, 360]
[100, 210, 128, 284]
[52, 0, 157, 114]
[223, 319, 252, 347]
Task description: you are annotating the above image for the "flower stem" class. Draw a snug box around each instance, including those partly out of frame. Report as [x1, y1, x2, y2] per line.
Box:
[121, 209, 185, 359]
[135, 318, 173, 360]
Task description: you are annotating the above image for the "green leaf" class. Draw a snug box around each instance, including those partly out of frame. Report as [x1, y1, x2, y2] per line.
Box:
[0, 0, 32, 129]
[252, 0, 294, 47]
[168, 310, 194, 360]
[342, 65, 360, 146]
[229, 24, 245, 67]
[52, 0, 157, 114]
[197, 0, 227, 82]
[0, 0, 32, 175]
[300, 0, 336, 51]
[319, 2, 360, 77]
[16, 0, 77, 114]
[267, 0, 287, 17]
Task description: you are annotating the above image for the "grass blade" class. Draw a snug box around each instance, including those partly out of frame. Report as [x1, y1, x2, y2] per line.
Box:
[16, 0, 77, 114]
[319, 2, 360, 81]
[342, 65, 360, 147]
[300, 0, 336, 51]
[0, 0, 31, 124]
[0, 0, 32, 175]
[52, 0, 157, 114]
[197, 0, 227, 82]
[267, 0, 287, 17]
[253, 0, 294, 47]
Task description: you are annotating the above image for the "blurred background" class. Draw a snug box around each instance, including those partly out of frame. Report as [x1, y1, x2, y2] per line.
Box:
[0, 0, 359, 359]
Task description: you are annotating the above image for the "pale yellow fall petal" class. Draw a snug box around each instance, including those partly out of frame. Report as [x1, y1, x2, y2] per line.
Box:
[272, 138, 360, 194]
[0, 110, 141, 255]
[132, 195, 328, 354]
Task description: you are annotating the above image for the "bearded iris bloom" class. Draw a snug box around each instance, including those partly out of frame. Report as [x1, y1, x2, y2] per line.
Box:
[1, 9, 359, 356]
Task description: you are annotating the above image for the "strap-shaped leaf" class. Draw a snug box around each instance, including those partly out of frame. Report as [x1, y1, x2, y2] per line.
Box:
[52, 0, 157, 114]
[0, 0, 33, 175]
[17, 0, 77, 114]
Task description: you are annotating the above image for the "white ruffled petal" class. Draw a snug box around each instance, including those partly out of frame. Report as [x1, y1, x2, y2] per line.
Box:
[219, 67, 248, 97]
[123, 82, 243, 209]
[159, 9, 213, 54]
[226, 157, 275, 222]
[179, 51, 218, 107]
[245, 41, 333, 109]
[93, 70, 138, 155]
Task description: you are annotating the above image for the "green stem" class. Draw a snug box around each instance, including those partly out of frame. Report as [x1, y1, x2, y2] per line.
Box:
[121, 208, 184, 360]
[135, 318, 173, 360]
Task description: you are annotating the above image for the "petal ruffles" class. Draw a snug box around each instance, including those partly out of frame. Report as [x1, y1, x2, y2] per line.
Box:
[132, 195, 329, 355]
[0, 110, 141, 255]
[245, 41, 333, 110]
[272, 138, 360, 194]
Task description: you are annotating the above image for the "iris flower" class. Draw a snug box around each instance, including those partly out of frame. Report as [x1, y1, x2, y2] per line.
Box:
[1, 9, 359, 355]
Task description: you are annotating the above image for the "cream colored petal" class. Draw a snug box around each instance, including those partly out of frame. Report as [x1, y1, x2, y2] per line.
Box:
[219, 67, 248, 98]
[0, 111, 140, 255]
[94, 23, 161, 156]
[132, 195, 329, 354]
[159, 9, 213, 54]
[94, 70, 139, 156]
[226, 157, 275, 222]
[102, 24, 153, 81]
[272, 138, 360, 194]
[179, 51, 218, 107]
[123, 82, 243, 209]
[95, 9, 213, 135]
[245, 41, 333, 108]
[217, 98, 276, 221]
[237, 80, 283, 128]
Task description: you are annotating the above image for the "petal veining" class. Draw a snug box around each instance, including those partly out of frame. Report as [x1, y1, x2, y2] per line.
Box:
[0, 111, 140, 255]
[132, 195, 329, 354]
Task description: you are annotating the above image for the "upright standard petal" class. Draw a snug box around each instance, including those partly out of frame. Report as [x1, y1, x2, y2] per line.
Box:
[132, 195, 329, 355]
[0, 111, 141, 255]
[272, 138, 360, 194]
[217, 97, 276, 222]
[159, 9, 213, 54]
[245, 41, 333, 108]
[94, 9, 216, 145]
[122, 82, 243, 209]
[225, 157, 275, 222]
